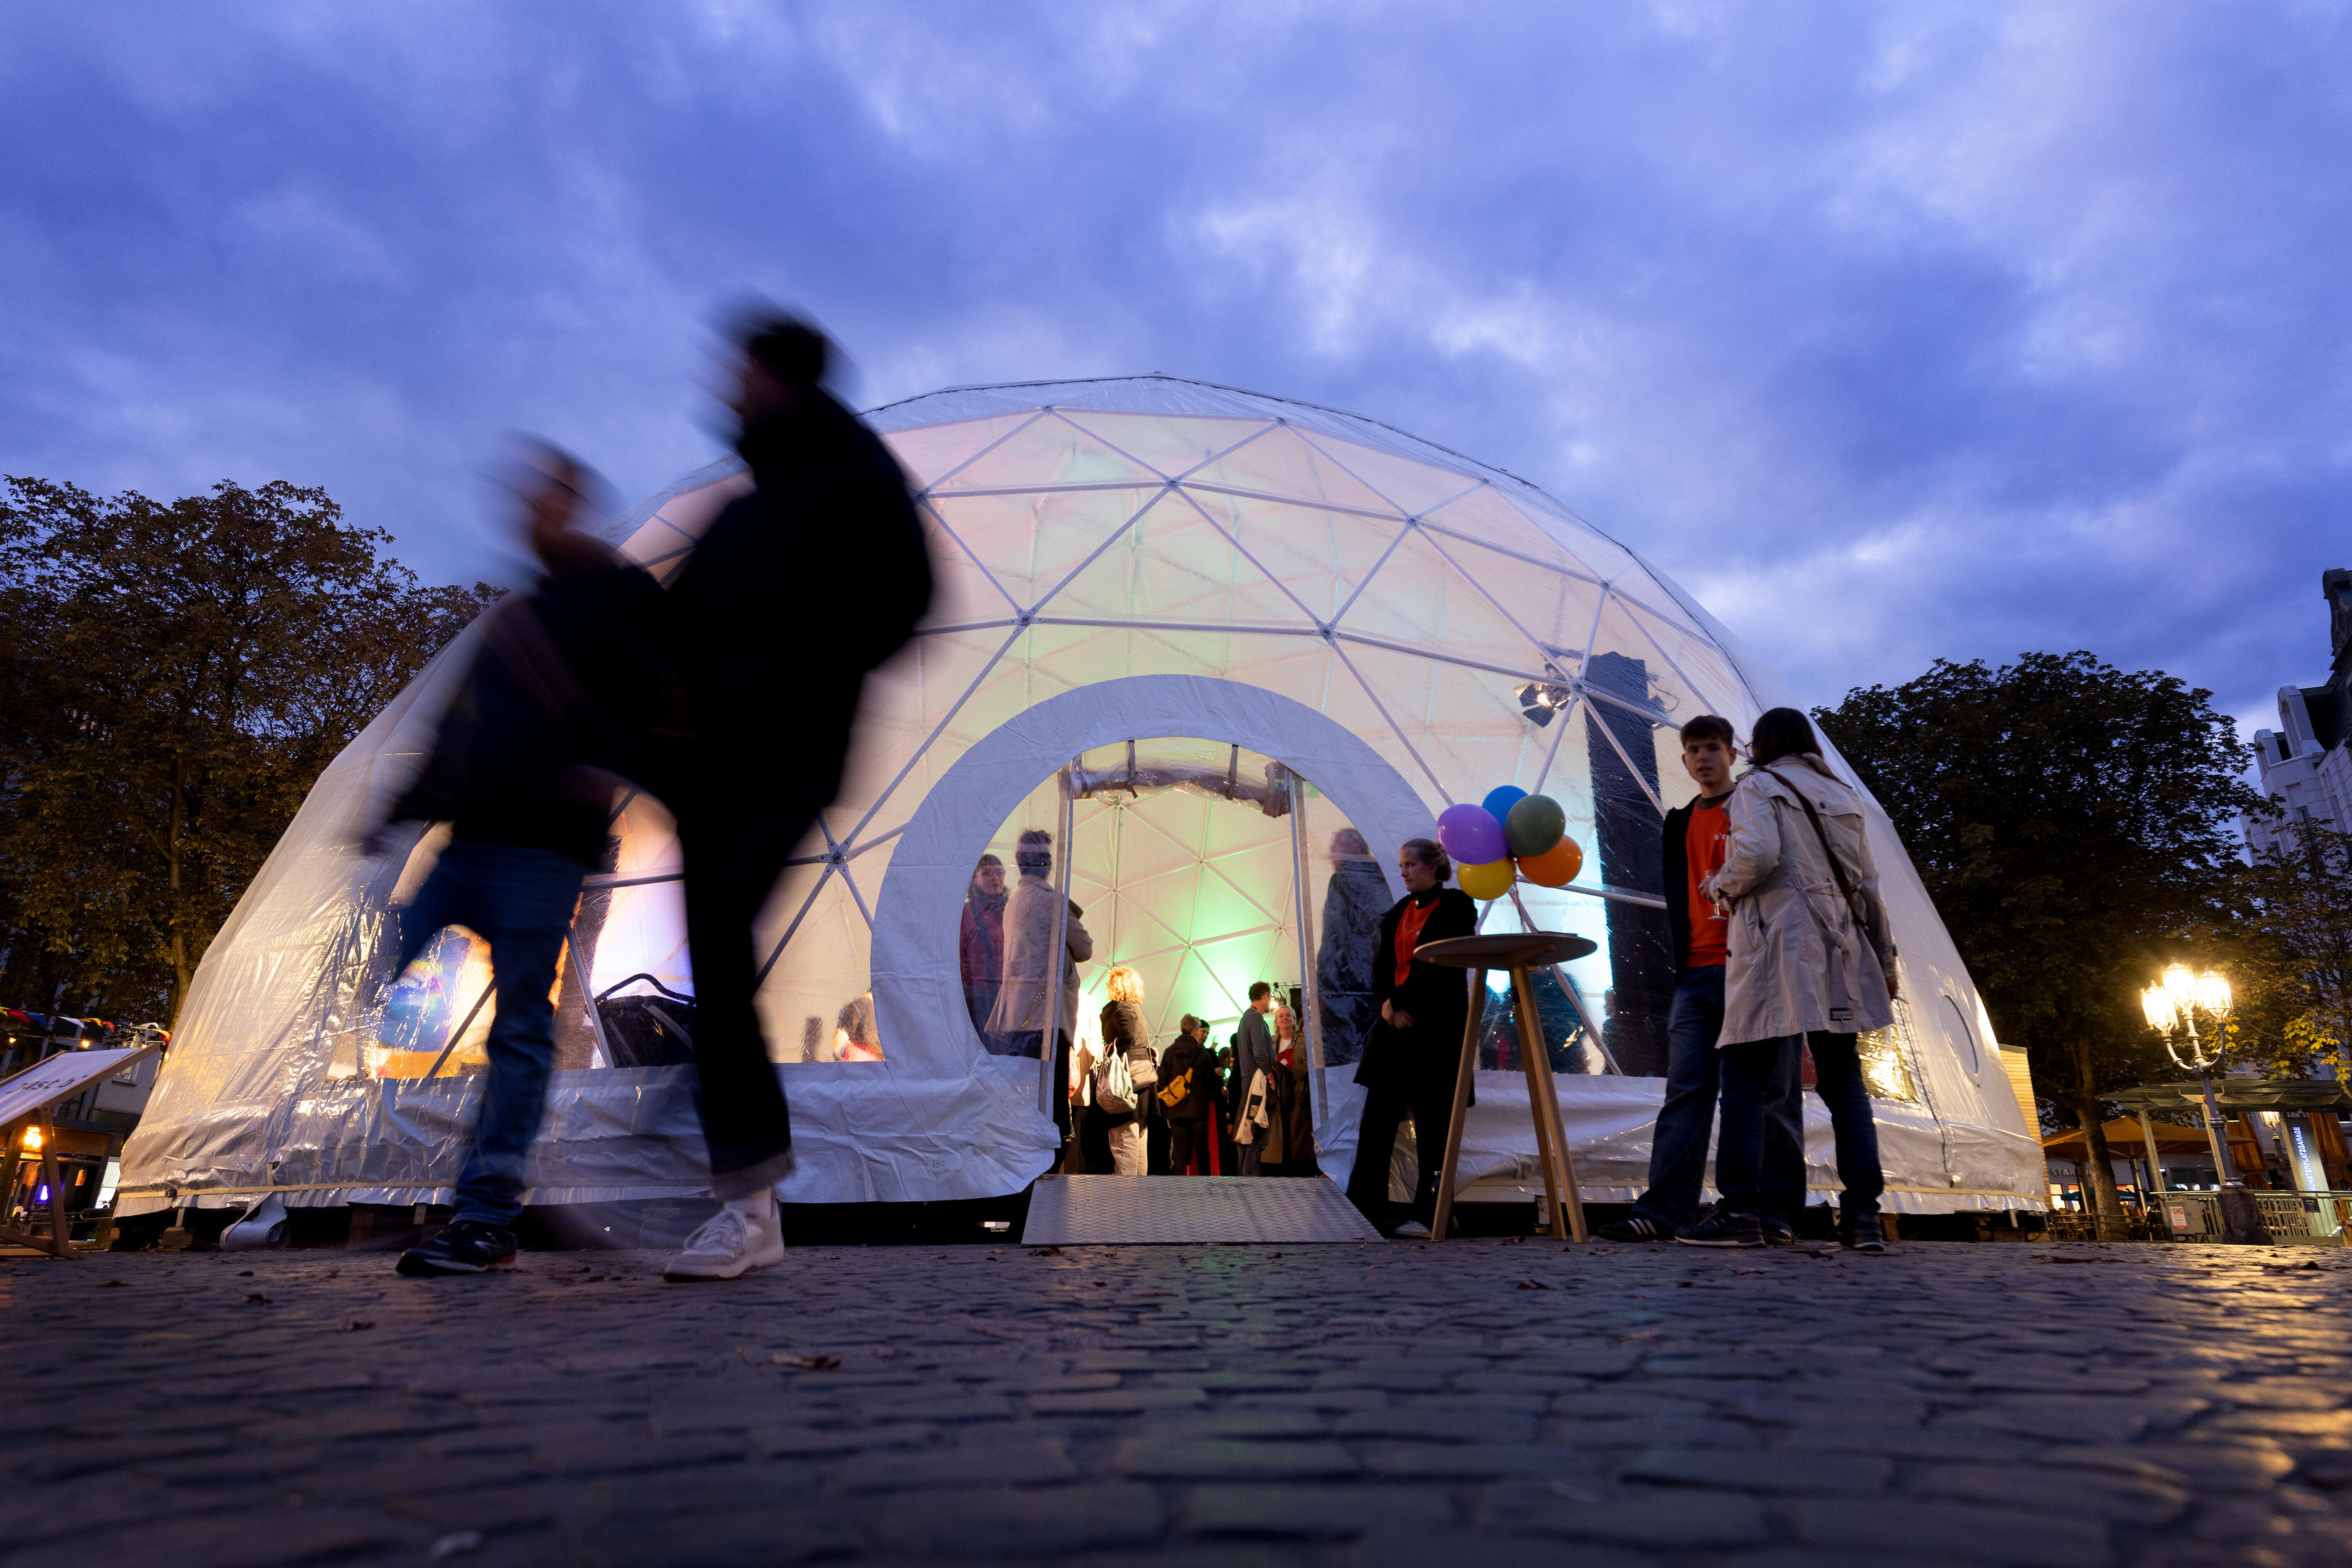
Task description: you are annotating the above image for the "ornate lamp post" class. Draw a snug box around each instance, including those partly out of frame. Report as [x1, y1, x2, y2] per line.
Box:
[2140, 964, 2269, 1245]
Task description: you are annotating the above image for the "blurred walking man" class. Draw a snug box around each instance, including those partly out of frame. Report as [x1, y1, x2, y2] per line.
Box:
[657, 315, 932, 1281]
[375, 447, 667, 1277]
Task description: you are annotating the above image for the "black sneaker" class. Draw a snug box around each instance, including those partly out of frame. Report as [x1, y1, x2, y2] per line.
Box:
[1675, 1204, 1763, 1248]
[1596, 1213, 1670, 1242]
[1761, 1214, 1796, 1247]
[397, 1220, 518, 1277]
[1839, 1213, 1887, 1253]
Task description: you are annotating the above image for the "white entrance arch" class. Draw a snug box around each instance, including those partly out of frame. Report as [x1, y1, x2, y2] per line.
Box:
[870, 675, 1435, 1074]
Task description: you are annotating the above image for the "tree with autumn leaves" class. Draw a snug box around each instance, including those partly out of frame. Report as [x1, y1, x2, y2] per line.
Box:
[0, 476, 493, 1025]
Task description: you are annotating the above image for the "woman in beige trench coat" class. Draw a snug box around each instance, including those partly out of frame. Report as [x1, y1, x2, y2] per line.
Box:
[1681, 708, 1898, 1253]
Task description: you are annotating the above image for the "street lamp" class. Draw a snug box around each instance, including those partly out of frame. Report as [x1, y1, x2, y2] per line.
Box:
[2140, 965, 2268, 1244]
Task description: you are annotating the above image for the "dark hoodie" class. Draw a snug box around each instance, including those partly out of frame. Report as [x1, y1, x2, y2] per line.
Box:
[390, 549, 668, 867]
[660, 388, 932, 794]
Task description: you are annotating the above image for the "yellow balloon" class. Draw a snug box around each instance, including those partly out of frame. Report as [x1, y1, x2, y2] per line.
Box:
[1458, 858, 1516, 900]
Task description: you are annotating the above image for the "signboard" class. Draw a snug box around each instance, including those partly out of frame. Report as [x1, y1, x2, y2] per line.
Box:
[2167, 1205, 2189, 1232]
[0, 1047, 156, 1126]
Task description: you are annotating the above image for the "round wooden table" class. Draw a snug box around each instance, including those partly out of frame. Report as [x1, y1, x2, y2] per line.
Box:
[1412, 932, 1600, 1243]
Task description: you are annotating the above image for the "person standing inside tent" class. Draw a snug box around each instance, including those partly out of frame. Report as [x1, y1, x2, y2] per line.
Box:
[1316, 828, 1388, 1065]
[960, 854, 1008, 1044]
[1157, 1014, 1218, 1174]
[652, 313, 933, 1283]
[1274, 1002, 1315, 1175]
[1597, 715, 1806, 1245]
[1231, 983, 1283, 1177]
[370, 446, 668, 1278]
[987, 829, 1094, 1148]
[1083, 965, 1157, 1175]
[1688, 707, 1896, 1252]
[1344, 839, 1476, 1237]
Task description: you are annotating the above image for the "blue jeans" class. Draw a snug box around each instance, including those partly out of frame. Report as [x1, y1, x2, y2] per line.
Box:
[1806, 1032, 1884, 1217]
[1633, 968, 1806, 1227]
[397, 841, 586, 1229]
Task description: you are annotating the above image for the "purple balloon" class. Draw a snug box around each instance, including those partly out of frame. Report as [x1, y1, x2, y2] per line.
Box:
[1437, 803, 1506, 868]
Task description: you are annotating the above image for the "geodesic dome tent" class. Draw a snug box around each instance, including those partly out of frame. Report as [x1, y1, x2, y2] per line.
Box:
[118, 376, 2044, 1219]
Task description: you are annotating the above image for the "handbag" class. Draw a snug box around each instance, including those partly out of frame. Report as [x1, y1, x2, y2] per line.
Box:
[1093, 1047, 1135, 1115]
[1155, 1067, 1194, 1109]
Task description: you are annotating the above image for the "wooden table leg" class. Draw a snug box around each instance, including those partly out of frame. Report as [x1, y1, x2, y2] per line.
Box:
[1430, 968, 1485, 1244]
[1507, 966, 1567, 1239]
[1512, 964, 1587, 1242]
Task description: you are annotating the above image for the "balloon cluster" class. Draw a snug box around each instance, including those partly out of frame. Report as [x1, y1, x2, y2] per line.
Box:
[1436, 787, 1584, 901]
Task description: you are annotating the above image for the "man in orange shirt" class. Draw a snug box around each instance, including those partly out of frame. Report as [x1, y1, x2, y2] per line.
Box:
[1596, 715, 1806, 1244]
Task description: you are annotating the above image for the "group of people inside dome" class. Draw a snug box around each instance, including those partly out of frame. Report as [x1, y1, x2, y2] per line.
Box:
[957, 828, 1319, 1180]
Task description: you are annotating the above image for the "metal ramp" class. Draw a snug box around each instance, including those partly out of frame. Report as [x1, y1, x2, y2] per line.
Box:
[1021, 1174, 1384, 1245]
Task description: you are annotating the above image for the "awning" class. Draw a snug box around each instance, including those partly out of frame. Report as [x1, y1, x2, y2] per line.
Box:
[2040, 1117, 2209, 1161]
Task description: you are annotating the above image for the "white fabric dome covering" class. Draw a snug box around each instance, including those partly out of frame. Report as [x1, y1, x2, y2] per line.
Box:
[117, 376, 2043, 1217]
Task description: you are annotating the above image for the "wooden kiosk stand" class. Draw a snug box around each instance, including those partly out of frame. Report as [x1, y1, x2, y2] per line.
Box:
[1415, 932, 1597, 1244]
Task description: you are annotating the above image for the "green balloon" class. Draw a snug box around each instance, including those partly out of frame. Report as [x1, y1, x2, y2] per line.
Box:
[1505, 793, 1566, 858]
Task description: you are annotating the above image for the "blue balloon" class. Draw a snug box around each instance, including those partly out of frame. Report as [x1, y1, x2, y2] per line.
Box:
[1482, 785, 1528, 823]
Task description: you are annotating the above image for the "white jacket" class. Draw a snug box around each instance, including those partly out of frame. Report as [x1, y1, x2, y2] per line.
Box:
[1701, 755, 1895, 1044]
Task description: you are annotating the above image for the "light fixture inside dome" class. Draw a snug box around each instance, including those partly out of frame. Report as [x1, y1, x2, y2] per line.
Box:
[1515, 676, 1576, 727]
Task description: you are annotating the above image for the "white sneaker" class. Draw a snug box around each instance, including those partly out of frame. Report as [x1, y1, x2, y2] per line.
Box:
[1392, 1220, 1433, 1239]
[663, 1195, 787, 1282]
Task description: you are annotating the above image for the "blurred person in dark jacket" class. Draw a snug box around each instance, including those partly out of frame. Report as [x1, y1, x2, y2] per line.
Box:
[654, 313, 933, 1282]
[372, 445, 668, 1278]
[1345, 837, 1477, 1237]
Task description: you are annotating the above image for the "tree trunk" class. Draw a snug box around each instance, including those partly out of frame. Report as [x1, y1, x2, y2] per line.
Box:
[2065, 1035, 2129, 1239]
[168, 749, 189, 1024]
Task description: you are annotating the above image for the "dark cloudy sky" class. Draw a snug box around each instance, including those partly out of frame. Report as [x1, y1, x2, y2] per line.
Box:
[7, 3, 2348, 737]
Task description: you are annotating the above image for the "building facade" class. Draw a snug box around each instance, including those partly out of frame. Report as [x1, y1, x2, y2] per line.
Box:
[2246, 568, 2352, 857]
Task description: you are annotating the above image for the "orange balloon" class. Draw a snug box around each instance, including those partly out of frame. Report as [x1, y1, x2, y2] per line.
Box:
[1516, 838, 1584, 888]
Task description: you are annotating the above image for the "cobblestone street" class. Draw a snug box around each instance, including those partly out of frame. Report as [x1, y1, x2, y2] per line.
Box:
[7, 1236, 2350, 1568]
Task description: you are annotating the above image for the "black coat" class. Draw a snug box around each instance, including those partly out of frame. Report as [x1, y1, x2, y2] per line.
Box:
[1156, 1034, 1216, 1119]
[1353, 887, 1477, 1095]
[391, 556, 669, 868]
[659, 388, 931, 807]
[1094, 1000, 1154, 1127]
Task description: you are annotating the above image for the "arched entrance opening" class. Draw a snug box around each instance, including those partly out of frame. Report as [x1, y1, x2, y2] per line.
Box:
[965, 735, 1389, 1155]
[870, 674, 1430, 1108]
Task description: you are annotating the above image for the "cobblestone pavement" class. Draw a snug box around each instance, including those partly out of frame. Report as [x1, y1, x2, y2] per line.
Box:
[7, 1236, 2351, 1568]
